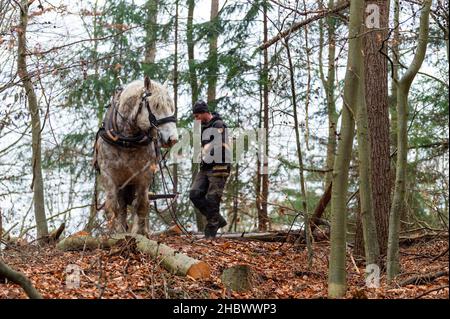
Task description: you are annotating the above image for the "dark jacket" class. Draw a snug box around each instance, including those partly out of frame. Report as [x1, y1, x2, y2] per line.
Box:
[200, 112, 231, 171]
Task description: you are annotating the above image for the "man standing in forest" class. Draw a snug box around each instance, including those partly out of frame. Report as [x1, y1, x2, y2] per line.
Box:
[189, 100, 231, 239]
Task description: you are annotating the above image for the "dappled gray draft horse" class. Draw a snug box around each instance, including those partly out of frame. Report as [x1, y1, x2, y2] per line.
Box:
[95, 76, 178, 235]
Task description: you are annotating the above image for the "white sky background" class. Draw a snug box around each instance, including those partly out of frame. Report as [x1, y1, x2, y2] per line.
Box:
[0, 0, 448, 237]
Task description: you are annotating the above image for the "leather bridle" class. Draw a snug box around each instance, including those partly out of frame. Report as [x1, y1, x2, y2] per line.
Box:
[138, 90, 176, 129]
[98, 87, 176, 148]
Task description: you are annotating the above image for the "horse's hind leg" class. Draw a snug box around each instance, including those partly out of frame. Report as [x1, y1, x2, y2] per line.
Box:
[130, 185, 149, 236]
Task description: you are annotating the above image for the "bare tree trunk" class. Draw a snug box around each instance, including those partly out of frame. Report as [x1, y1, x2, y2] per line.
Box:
[364, 0, 390, 257]
[387, 0, 432, 282]
[318, 0, 337, 227]
[231, 160, 239, 232]
[285, 38, 313, 268]
[17, 0, 48, 242]
[356, 3, 380, 266]
[186, 0, 205, 231]
[322, 0, 338, 189]
[144, 0, 159, 65]
[172, 0, 179, 214]
[207, 0, 219, 106]
[260, 2, 269, 232]
[328, 0, 365, 298]
[390, 0, 400, 150]
[187, 0, 199, 106]
[354, 194, 365, 258]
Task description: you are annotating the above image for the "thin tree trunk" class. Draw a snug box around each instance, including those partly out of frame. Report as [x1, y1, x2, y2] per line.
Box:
[172, 0, 179, 214]
[144, 0, 159, 65]
[356, 3, 380, 266]
[232, 160, 239, 232]
[318, 0, 338, 195]
[256, 61, 263, 228]
[328, 0, 365, 298]
[207, 0, 219, 106]
[186, 0, 204, 230]
[17, 0, 48, 242]
[285, 38, 313, 269]
[260, 1, 269, 232]
[390, 0, 400, 149]
[364, 0, 390, 257]
[354, 194, 365, 258]
[387, 0, 432, 282]
[187, 0, 198, 106]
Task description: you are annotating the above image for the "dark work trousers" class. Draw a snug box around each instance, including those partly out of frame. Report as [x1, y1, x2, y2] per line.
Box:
[189, 170, 228, 226]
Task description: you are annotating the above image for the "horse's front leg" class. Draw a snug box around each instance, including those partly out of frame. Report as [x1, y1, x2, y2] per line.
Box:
[105, 187, 128, 233]
[130, 185, 150, 236]
[116, 190, 129, 232]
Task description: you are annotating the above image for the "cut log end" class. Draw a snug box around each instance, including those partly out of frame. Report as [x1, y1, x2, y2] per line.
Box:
[220, 264, 254, 292]
[186, 261, 211, 280]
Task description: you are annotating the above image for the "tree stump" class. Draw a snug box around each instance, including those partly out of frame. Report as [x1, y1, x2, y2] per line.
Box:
[220, 264, 253, 292]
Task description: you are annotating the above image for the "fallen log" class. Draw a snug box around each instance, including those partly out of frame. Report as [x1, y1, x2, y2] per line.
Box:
[188, 229, 330, 243]
[57, 233, 210, 280]
[399, 232, 448, 246]
[0, 260, 43, 299]
[399, 270, 449, 286]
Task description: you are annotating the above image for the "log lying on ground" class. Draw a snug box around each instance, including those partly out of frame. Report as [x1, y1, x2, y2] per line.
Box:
[399, 232, 449, 246]
[57, 233, 210, 280]
[399, 270, 449, 286]
[189, 228, 330, 243]
[0, 260, 43, 299]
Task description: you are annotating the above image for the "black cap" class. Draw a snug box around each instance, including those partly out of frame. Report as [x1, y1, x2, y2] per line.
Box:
[193, 100, 209, 114]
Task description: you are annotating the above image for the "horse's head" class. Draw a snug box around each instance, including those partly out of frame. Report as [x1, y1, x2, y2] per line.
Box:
[122, 76, 178, 148]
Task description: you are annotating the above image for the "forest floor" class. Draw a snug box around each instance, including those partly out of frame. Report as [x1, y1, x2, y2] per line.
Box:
[0, 234, 448, 299]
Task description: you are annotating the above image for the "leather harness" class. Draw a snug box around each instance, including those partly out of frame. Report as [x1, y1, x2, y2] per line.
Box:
[97, 88, 176, 149]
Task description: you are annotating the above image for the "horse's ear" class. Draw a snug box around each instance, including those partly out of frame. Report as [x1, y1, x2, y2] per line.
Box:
[163, 80, 168, 89]
[144, 75, 151, 91]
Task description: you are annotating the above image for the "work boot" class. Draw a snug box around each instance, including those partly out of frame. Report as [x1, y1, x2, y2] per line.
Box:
[204, 215, 227, 239]
[218, 215, 227, 229]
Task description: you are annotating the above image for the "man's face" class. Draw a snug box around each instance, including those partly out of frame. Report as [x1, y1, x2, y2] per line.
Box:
[193, 112, 210, 123]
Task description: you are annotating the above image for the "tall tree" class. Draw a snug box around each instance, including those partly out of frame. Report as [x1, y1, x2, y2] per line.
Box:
[207, 0, 219, 106]
[364, 0, 390, 257]
[172, 0, 179, 213]
[387, 0, 432, 282]
[323, 0, 338, 189]
[285, 38, 313, 268]
[144, 0, 159, 65]
[355, 1, 380, 266]
[259, 1, 269, 231]
[187, 0, 205, 231]
[17, 0, 48, 242]
[328, 0, 365, 298]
